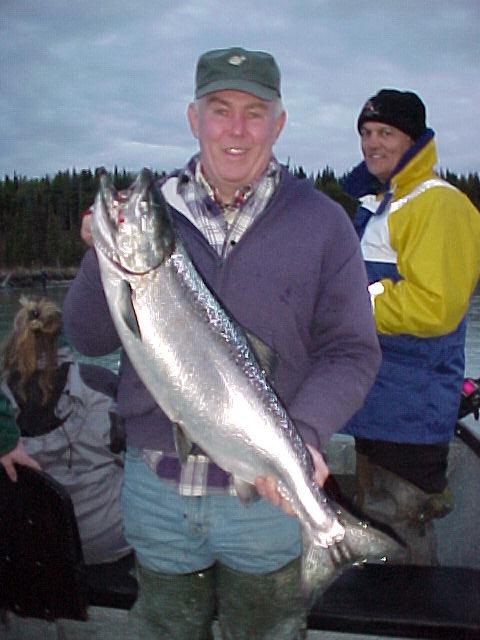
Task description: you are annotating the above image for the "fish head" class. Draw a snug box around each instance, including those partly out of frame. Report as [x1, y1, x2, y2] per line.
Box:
[92, 168, 175, 274]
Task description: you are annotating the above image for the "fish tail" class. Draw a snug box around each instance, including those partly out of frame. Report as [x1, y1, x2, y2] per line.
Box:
[301, 511, 405, 605]
[300, 528, 339, 604]
[339, 510, 406, 567]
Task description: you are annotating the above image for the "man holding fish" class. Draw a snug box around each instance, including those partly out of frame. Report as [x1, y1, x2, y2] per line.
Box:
[65, 47, 385, 639]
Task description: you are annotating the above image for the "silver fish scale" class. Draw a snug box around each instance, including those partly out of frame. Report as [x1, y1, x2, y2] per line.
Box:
[96, 207, 337, 543]
[170, 242, 315, 480]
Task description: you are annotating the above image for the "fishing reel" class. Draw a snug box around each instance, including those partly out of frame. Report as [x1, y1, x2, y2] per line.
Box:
[458, 377, 480, 420]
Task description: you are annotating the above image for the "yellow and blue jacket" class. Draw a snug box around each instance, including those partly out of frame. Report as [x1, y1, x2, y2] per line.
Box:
[343, 131, 480, 443]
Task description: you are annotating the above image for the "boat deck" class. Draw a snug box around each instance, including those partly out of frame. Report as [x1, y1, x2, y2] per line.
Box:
[1, 423, 479, 640]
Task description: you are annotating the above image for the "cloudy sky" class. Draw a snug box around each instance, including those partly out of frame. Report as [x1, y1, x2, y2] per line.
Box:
[2, 0, 479, 180]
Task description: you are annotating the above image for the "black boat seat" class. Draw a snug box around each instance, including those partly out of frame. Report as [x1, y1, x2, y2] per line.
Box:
[0, 465, 137, 621]
[1, 453, 480, 638]
[308, 563, 480, 639]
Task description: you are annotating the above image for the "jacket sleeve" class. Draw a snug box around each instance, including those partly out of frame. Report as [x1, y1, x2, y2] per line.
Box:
[63, 248, 122, 356]
[78, 363, 118, 399]
[0, 391, 20, 456]
[375, 188, 480, 337]
[287, 213, 381, 449]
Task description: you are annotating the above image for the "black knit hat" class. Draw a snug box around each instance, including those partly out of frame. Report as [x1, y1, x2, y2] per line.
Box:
[357, 89, 427, 140]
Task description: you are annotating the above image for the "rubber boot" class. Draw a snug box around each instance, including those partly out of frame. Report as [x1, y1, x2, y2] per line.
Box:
[127, 562, 216, 640]
[355, 454, 453, 566]
[215, 559, 307, 640]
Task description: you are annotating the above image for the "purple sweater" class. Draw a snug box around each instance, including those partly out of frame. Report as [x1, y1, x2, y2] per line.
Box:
[63, 168, 380, 476]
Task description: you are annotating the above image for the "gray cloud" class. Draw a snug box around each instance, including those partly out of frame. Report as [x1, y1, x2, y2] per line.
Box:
[2, 0, 479, 178]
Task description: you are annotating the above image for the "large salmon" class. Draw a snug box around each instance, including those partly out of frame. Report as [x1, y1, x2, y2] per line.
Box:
[92, 168, 402, 601]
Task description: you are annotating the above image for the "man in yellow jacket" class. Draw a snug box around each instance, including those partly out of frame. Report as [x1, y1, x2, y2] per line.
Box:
[342, 89, 480, 564]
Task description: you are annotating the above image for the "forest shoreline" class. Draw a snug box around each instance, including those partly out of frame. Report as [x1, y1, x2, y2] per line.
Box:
[0, 267, 78, 289]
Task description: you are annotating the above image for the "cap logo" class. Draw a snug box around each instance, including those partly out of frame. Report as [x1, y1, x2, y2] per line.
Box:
[228, 54, 246, 66]
[363, 100, 380, 116]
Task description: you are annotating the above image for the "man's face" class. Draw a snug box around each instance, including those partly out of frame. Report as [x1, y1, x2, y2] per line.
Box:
[360, 122, 414, 183]
[188, 90, 286, 202]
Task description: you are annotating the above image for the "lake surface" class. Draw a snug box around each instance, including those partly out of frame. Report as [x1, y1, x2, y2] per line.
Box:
[464, 288, 480, 377]
[1, 281, 479, 375]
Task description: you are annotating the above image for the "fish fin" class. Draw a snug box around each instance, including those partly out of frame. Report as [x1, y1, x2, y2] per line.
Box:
[118, 282, 142, 338]
[335, 508, 406, 566]
[245, 330, 278, 378]
[301, 528, 339, 606]
[173, 424, 193, 464]
[233, 476, 259, 505]
[301, 507, 406, 605]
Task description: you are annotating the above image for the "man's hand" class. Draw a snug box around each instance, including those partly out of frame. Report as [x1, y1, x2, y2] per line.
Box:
[0, 442, 41, 482]
[81, 212, 94, 246]
[255, 445, 330, 516]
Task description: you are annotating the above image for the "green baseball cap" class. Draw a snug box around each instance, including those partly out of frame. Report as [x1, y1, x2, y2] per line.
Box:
[195, 47, 281, 101]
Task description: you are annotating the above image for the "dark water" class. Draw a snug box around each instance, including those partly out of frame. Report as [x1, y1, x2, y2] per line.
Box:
[464, 289, 480, 377]
[1, 282, 479, 376]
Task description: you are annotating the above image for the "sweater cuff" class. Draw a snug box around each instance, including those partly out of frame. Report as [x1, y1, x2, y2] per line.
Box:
[0, 397, 20, 456]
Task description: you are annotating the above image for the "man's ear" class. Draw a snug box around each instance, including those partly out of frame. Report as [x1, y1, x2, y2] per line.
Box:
[274, 110, 287, 143]
[187, 102, 199, 139]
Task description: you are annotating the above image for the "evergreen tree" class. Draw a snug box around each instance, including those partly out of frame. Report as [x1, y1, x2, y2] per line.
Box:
[0, 166, 478, 269]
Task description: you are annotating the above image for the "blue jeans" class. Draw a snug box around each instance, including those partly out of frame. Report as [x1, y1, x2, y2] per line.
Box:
[122, 448, 307, 639]
[122, 448, 301, 574]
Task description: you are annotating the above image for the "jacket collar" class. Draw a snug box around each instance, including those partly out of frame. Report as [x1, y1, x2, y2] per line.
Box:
[342, 128, 436, 201]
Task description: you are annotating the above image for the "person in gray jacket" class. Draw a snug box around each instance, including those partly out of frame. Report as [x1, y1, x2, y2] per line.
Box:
[1, 295, 131, 565]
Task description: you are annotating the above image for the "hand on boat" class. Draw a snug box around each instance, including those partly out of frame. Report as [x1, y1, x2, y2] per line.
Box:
[0, 441, 41, 482]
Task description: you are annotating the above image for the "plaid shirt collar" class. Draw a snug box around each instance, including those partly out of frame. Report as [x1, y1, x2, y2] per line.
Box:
[194, 161, 255, 219]
[176, 153, 281, 258]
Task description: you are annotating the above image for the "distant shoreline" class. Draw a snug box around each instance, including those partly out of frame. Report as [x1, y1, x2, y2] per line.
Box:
[0, 267, 78, 289]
